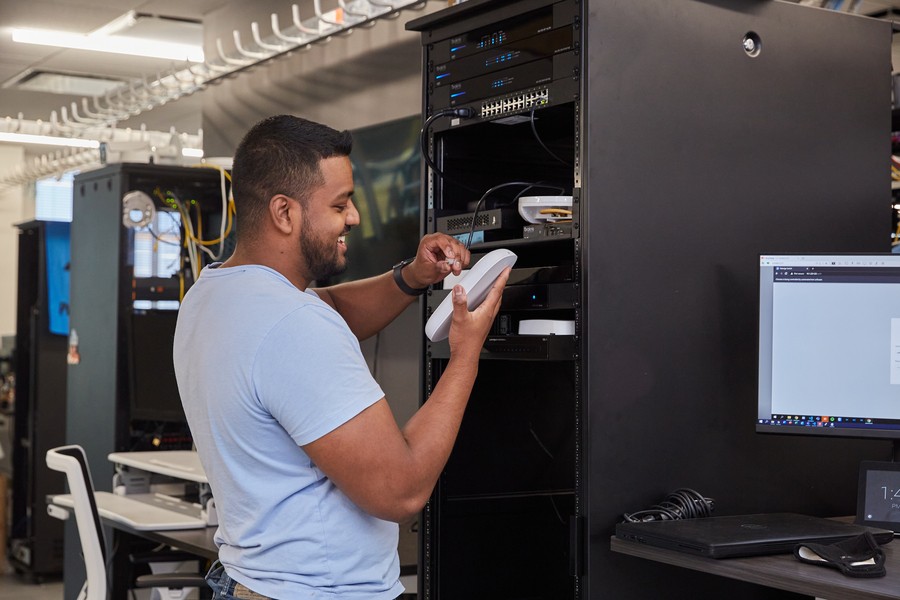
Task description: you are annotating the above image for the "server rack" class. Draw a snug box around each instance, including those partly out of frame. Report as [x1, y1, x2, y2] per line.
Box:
[64, 163, 230, 600]
[10, 221, 67, 581]
[409, 1, 892, 598]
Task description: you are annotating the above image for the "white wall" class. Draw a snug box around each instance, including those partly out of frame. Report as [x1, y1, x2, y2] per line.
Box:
[0, 146, 30, 337]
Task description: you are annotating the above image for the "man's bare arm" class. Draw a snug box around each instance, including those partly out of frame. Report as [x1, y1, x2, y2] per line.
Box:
[313, 233, 470, 340]
[303, 270, 507, 522]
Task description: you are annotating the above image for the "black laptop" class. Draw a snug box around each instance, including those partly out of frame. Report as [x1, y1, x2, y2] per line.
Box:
[615, 513, 894, 559]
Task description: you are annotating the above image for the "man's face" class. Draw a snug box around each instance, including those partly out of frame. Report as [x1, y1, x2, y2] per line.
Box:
[298, 156, 359, 281]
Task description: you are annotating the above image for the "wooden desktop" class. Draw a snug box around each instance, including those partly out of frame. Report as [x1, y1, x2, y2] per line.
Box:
[611, 533, 899, 600]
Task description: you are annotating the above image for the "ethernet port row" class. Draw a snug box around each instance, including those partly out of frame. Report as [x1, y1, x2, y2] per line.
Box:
[479, 88, 550, 118]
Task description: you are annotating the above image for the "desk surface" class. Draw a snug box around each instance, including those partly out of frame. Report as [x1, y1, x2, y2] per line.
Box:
[52, 492, 207, 531]
[118, 523, 219, 561]
[108, 451, 207, 483]
[611, 535, 900, 600]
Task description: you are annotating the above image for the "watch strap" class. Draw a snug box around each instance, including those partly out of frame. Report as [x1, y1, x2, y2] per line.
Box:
[392, 258, 429, 296]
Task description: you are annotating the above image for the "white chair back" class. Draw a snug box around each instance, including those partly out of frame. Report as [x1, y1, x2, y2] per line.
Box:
[46, 445, 108, 600]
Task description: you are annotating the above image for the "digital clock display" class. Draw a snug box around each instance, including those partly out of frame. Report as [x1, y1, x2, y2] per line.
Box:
[857, 461, 900, 532]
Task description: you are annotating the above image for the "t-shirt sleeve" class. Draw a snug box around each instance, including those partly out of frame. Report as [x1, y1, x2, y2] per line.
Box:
[251, 303, 384, 446]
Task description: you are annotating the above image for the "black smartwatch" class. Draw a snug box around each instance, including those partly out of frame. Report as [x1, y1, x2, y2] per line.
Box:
[392, 258, 429, 296]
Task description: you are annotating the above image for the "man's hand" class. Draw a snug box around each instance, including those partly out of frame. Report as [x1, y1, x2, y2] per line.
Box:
[448, 266, 510, 360]
[402, 233, 472, 289]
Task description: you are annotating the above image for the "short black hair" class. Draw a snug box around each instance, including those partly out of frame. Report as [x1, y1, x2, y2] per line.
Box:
[231, 115, 353, 240]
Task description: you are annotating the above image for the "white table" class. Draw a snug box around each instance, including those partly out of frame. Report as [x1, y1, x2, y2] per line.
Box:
[108, 451, 207, 483]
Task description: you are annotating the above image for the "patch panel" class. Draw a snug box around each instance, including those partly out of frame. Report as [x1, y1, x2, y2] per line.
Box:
[480, 88, 550, 118]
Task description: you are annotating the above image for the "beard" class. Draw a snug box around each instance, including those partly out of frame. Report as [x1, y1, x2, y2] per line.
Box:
[300, 217, 348, 281]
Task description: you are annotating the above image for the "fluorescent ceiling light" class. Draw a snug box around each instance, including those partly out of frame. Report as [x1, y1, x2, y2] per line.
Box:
[0, 132, 100, 148]
[0, 131, 202, 156]
[11, 27, 204, 63]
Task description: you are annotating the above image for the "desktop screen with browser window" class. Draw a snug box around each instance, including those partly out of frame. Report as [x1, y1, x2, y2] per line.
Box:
[757, 254, 900, 440]
[756, 254, 900, 439]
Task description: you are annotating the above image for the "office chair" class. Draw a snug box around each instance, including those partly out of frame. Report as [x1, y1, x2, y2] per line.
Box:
[46, 445, 208, 600]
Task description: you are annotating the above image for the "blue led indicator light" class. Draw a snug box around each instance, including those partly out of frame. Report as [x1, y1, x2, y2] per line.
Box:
[450, 45, 466, 52]
[450, 91, 466, 98]
[435, 73, 449, 80]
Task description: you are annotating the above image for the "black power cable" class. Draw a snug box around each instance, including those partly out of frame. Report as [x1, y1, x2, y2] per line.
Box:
[622, 488, 715, 523]
[419, 107, 476, 182]
[463, 181, 533, 249]
[464, 181, 568, 249]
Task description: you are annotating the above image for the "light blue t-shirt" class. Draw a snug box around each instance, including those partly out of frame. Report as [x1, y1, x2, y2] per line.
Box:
[173, 264, 402, 600]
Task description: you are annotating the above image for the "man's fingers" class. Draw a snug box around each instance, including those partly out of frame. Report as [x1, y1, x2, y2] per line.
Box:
[451, 284, 468, 311]
[478, 268, 510, 318]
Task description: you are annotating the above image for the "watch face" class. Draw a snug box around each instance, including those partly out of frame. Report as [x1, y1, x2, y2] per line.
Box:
[857, 461, 900, 530]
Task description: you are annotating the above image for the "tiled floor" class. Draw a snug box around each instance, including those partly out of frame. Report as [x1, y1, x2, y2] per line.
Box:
[0, 565, 63, 600]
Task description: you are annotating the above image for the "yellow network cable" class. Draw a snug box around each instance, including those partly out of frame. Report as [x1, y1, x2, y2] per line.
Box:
[153, 184, 236, 246]
[154, 187, 234, 247]
[181, 200, 234, 246]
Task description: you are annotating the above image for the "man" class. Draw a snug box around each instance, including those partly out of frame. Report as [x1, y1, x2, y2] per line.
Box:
[173, 115, 509, 599]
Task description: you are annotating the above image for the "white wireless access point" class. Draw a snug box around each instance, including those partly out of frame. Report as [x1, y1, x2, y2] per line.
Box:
[425, 248, 517, 342]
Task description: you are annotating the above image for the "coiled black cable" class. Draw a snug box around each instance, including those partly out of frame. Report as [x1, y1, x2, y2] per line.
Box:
[622, 488, 715, 523]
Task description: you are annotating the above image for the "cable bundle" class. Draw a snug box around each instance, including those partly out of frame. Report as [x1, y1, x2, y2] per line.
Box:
[150, 164, 235, 296]
[622, 488, 715, 523]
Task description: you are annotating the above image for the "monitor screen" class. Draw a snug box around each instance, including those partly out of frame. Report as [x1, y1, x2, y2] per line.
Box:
[757, 254, 900, 439]
[128, 310, 186, 423]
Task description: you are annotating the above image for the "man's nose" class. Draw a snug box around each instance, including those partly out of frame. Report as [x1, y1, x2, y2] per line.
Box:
[346, 199, 361, 226]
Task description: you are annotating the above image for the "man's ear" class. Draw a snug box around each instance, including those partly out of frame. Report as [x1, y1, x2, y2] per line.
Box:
[269, 194, 297, 234]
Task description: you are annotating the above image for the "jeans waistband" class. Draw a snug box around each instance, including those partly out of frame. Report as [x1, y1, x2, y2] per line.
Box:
[206, 561, 274, 600]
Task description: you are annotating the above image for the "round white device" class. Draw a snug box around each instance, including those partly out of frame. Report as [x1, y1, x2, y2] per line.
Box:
[425, 248, 517, 342]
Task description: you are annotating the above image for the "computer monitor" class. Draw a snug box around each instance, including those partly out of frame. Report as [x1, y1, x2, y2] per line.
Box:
[128, 310, 186, 423]
[757, 254, 900, 452]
